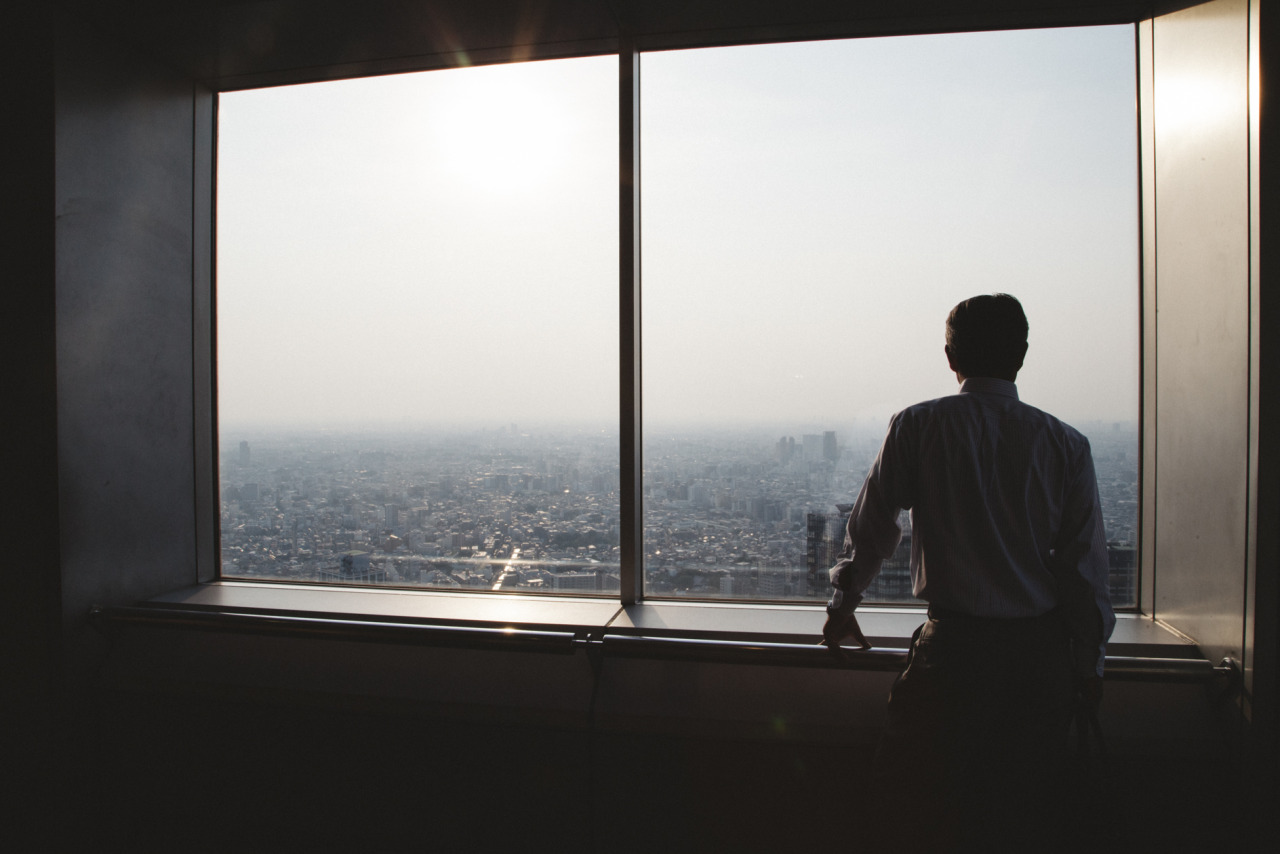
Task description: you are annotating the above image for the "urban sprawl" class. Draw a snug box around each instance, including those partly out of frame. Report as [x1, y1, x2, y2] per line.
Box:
[221, 425, 1139, 606]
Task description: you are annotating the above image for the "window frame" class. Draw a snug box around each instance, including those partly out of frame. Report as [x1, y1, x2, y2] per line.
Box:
[206, 25, 1145, 615]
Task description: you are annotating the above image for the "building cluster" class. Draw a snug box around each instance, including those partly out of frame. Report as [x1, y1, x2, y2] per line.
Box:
[221, 423, 1138, 606]
[642, 430, 871, 599]
[221, 427, 623, 593]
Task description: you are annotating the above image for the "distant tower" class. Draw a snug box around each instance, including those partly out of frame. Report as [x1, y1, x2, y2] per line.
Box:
[806, 503, 852, 597]
[1107, 544, 1137, 605]
[864, 532, 914, 602]
[823, 431, 838, 462]
[758, 568, 788, 598]
[239, 441, 250, 467]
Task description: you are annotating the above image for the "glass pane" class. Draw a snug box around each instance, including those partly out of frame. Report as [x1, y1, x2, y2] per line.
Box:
[217, 57, 619, 593]
[641, 27, 1139, 606]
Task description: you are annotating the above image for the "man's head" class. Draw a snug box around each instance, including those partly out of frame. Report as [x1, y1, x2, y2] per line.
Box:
[945, 293, 1028, 382]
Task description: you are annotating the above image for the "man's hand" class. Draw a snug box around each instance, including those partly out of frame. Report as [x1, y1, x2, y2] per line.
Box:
[821, 610, 872, 653]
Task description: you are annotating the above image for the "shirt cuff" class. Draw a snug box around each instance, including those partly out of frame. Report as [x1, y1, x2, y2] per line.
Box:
[825, 588, 862, 617]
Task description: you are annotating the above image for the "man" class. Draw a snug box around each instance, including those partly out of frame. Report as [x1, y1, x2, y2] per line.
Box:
[822, 293, 1114, 850]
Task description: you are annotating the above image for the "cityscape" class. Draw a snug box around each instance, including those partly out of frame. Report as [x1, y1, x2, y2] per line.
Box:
[220, 423, 1139, 607]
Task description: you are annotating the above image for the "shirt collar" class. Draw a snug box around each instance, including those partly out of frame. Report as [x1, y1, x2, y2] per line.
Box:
[958, 377, 1019, 400]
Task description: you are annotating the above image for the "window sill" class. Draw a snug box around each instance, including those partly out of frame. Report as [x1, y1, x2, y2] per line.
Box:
[120, 580, 1205, 677]
[149, 579, 621, 633]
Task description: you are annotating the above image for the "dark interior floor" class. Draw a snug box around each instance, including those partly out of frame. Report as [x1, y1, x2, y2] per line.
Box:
[9, 686, 1269, 854]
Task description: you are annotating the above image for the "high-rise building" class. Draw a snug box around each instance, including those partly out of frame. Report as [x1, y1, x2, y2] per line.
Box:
[1108, 544, 1137, 605]
[758, 568, 789, 598]
[823, 431, 838, 463]
[239, 440, 250, 466]
[863, 533, 914, 602]
[750, 496, 785, 523]
[805, 504, 916, 602]
[806, 503, 852, 597]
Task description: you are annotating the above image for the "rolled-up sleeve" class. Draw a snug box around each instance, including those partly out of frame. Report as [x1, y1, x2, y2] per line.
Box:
[1050, 442, 1116, 678]
[830, 412, 913, 599]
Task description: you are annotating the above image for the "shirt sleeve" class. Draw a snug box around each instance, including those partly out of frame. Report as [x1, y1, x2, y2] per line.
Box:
[829, 412, 913, 608]
[1049, 440, 1117, 679]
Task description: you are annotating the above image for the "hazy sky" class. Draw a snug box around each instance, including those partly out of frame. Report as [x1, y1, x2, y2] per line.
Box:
[218, 25, 1138, 432]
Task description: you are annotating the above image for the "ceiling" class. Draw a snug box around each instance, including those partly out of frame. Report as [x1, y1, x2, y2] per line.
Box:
[65, 0, 1199, 89]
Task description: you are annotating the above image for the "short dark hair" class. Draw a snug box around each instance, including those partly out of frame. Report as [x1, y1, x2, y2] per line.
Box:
[945, 293, 1029, 379]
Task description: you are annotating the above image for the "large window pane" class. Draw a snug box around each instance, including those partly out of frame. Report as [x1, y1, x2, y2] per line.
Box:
[217, 57, 620, 592]
[641, 28, 1139, 605]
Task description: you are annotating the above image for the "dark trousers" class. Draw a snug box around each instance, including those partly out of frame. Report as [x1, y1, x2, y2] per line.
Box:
[868, 609, 1078, 853]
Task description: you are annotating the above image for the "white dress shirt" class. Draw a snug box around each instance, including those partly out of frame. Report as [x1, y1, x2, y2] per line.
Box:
[830, 377, 1115, 677]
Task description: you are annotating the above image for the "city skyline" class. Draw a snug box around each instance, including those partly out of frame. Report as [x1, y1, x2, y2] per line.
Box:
[219, 423, 1139, 606]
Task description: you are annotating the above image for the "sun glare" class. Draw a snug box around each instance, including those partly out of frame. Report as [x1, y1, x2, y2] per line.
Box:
[427, 63, 574, 195]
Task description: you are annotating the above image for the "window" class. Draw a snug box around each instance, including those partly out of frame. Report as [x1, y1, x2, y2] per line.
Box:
[216, 56, 621, 594]
[641, 28, 1140, 606]
[216, 26, 1140, 608]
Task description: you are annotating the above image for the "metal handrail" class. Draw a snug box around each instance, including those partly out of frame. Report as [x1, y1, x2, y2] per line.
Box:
[1103, 654, 1237, 682]
[599, 633, 910, 671]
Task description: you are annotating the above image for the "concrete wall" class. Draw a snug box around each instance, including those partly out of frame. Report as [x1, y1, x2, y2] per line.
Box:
[54, 19, 201, 674]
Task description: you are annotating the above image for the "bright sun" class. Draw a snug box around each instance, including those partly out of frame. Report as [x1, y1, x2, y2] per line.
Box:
[426, 64, 572, 196]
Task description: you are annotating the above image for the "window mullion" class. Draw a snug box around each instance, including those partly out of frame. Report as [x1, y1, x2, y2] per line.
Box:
[619, 38, 643, 605]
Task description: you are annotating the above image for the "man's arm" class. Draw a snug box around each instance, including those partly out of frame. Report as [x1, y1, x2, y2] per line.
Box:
[1050, 442, 1116, 680]
[821, 413, 913, 649]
